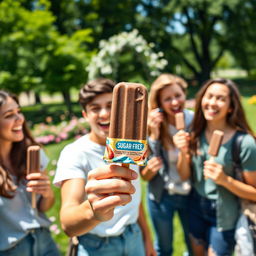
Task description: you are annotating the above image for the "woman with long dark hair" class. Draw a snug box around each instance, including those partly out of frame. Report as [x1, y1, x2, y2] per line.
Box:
[0, 90, 59, 255]
[174, 78, 256, 256]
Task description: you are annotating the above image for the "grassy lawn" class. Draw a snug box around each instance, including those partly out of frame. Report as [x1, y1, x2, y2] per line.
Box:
[23, 79, 256, 255]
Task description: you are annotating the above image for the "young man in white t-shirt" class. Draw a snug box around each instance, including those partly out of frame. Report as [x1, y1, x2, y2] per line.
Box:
[54, 78, 155, 256]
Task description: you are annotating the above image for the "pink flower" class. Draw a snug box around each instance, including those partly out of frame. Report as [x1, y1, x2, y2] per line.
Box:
[55, 137, 61, 143]
[50, 224, 58, 232]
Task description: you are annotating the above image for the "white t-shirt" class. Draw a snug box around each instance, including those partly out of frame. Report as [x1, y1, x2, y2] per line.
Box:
[54, 134, 141, 237]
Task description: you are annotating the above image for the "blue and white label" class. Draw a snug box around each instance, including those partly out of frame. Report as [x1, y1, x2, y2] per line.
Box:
[116, 141, 144, 151]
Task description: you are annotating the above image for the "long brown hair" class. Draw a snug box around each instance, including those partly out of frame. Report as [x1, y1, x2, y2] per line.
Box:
[148, 73, 188, 150]
[0, 90, 38, 198]
[190, 78, 255, 154]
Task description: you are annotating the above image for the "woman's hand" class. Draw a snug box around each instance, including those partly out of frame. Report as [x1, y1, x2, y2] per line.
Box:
[26, 172, 54, 199]
[173, 130, 190, 153]
[147, 157, 163, 175]
[148, 109, 164, 140]
[203, 160, 227, 185]
[140, 156, 163, 181]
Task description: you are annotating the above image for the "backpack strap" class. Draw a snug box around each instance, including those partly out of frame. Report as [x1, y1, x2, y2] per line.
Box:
[232, 131, 246, 179]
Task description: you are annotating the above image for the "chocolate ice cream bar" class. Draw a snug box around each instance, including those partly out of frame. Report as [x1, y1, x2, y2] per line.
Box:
[104, 82, 148, 166]
[208, 130, 224, 160]
[175, 112, 185, 130]
[27, 145, 40, 209]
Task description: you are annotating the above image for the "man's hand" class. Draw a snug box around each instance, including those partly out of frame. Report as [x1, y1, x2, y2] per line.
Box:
[86, 164, 138, 221]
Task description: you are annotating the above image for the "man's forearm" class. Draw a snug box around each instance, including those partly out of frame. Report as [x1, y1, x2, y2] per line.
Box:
[60, 200, 100, 237]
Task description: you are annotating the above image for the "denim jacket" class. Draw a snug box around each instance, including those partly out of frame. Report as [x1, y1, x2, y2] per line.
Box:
[147, 109, 194, 203]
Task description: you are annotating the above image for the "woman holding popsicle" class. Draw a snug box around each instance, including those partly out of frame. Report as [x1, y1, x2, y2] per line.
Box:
[141, 73, 193, 256]
[174, 78, 256, 256]
[0, 90, 59, 255]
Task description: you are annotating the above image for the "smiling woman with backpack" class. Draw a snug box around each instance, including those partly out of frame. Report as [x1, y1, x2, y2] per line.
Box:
[173, 78, 256, 256]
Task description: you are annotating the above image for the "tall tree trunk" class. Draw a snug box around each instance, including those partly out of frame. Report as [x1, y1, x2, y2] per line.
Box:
[61, 90, 73, 118]
[34, 92, 41, 104]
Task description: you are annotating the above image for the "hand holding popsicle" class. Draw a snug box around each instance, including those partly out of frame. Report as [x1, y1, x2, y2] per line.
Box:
[148, 108, 164, 140]
[85, 165, 138, 221]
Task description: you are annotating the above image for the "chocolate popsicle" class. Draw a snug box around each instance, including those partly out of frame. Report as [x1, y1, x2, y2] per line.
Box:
[104, 82, 148, 166]
[27, 145, 40, 209]
[208, 130, 224, 162]
[175, 112, 185, 130]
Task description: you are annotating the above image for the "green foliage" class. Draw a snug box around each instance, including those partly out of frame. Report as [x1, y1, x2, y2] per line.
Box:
[1, 0, 256, 96]
[22, 102, 82, 125]
[0, 0, 93, 102]
[135, 0, 243, 83]
[225, 0, 256, 74]
[44, 29, 93, 93]
[0, 0, 55, 93]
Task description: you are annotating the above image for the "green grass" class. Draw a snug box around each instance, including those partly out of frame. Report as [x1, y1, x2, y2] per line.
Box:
[45, 139, 74, 255]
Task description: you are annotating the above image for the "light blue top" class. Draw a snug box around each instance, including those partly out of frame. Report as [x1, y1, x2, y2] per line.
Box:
[0, 150, 51, 251]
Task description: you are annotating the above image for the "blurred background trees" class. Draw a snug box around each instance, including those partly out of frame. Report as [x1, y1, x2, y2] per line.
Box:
[1, 0, 256, 113]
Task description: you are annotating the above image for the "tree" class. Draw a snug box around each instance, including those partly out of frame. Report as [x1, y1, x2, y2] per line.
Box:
[44, 29, 93, 116]
[0, 0, 93, 115]
[0, 0, 55, 95]
[225, 0, 256, 75]
[135, 0, 241, 84]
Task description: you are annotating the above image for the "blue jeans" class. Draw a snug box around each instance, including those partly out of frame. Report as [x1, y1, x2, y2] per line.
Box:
[77, 223, 145, 256]
[189, 190, 235, 256]
[148, 190, 192, 256]
[0, 228, 59, 256]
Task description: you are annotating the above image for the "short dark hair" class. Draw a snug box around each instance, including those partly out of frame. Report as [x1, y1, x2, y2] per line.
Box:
[79, 78, 115, 110]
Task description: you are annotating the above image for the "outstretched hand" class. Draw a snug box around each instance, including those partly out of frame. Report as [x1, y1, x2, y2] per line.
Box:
[85, 164, 138, 222]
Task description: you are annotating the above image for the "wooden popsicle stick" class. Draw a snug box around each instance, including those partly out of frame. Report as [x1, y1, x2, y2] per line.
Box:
[31, 192, 37, 209]
[27, 145, 40, 211]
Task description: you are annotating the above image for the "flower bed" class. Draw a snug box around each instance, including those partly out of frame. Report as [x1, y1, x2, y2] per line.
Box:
[33, 117, 89, 145]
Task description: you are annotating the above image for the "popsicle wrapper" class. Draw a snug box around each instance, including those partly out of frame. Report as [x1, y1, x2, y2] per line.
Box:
[104, 137, 147, 166]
